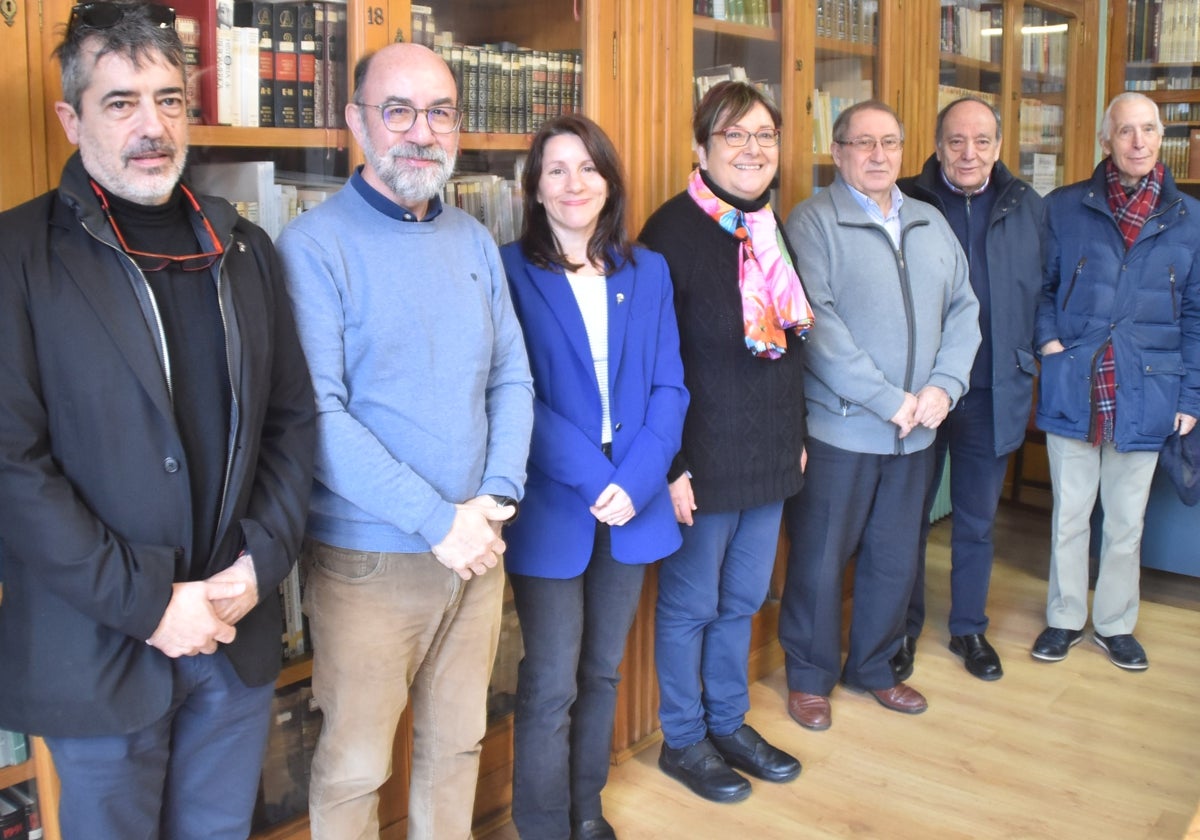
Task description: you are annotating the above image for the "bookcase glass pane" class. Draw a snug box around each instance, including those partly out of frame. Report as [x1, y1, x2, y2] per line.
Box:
[938, 1, 1004, 113]
[1018, 4, 1068, 193]
[812, 1, 879, 189]
[1124, 0, 1200, 183]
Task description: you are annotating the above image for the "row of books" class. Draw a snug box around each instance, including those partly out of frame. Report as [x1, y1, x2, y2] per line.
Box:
[937, 84, 1000, 113]
[0, 732, 26, 769]
[1160, 128, 1200, 180]
[940, 4, 1002, 64]
[1127, 0, 1200, 64]
[409, 3, 439, 48]
[812, 66, 873, 154]
[0, 782, 40, 840]
[1020, 7, 1068, 81]
[443, 174, 524, 248]
[189, 160, 341, 240]
[694, 64, 780, 108]
[175, 0, 348, 128]
[1018, 99, 1064, 152]
[693, 0, 777, 28]
[433, 43, 583, 135]
[815, 0, 880, 45]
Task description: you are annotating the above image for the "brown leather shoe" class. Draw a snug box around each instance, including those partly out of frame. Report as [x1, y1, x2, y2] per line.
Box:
[787, 690, 832, 731]
[866, 682, 927, 715]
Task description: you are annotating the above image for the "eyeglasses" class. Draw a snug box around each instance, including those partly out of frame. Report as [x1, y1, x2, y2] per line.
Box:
[835, 135, 904, 153]
[68, 2, 176, 35]
[356, 102, 463, 134]
[90, 179, 225, 272]
[716, 128, 780, 148]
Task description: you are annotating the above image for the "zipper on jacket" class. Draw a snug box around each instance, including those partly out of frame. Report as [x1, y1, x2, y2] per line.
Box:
[1062, 257, 1086, 311]
[213, 238, 240, 536]
[1170, 265, 1178, 320]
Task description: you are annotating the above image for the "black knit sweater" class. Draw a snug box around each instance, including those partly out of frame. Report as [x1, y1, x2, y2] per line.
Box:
[639, 186, 807, 514]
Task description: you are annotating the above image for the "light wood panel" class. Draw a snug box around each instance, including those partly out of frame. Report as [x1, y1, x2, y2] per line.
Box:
[0, 0, 48, 209]
[484, 502, 1200, 839]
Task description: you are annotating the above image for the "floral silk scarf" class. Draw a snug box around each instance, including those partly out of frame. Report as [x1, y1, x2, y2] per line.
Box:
[687, 168, 814, 359]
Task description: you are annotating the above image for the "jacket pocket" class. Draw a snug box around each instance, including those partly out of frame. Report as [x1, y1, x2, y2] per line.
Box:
[1036, 346, 1088, 422]
[1139, 349, 1185, 438]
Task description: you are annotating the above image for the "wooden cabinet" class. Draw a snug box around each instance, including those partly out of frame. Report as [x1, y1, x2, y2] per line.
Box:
[1107, 0, 1200, 189]
[4, 1, 1105, 837]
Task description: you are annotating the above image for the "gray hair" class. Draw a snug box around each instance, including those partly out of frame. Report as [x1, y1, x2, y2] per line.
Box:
[1098, 92, 1163, 144]
[832, 99, 905, 145]
[54, 2, 184, 113]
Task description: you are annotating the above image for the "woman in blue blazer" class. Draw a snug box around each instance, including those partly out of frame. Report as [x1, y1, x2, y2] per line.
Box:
[501, 114, 688, 840]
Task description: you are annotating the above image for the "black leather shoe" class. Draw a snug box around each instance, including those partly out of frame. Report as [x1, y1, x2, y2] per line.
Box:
[890, 635, 916, 681]
[710, 723, 801, 783]
[571, 816, 617, 840]
[1093, 632, 1149, 671]
[949, 633, 1003, 681]
[658, 738, 751, 803]
[1030, 626, 1083, 661]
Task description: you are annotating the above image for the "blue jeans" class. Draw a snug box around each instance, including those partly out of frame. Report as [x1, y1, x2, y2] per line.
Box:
[509, 524, 645, 839]
[655, 502, 784, 748]
[908, 389, 1012, 637]
[47, 652, 274, 840]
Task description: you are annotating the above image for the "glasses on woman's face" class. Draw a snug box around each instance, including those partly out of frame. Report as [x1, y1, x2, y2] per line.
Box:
[67, 2, 176, 35]
[716, 128, 781, 148]
[91, 179, 225, 272]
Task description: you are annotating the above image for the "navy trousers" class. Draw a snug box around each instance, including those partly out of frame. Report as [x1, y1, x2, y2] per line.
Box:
[780, 438, 935, 695]
[509, 524, 646, 840]
[46, 651, 274, 840]
[907, 389, 1012, 638]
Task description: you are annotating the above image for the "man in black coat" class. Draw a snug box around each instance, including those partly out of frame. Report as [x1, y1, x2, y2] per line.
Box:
[895, 96, 1044, 682]
[0, 4, 315, 837]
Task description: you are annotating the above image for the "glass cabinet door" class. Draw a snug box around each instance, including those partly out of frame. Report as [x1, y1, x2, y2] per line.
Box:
[937, 2, 1004, 116]
[1016, 3, 1068, 192]
[1122, 0, 1200, 185]
[811, 1, 880, 190]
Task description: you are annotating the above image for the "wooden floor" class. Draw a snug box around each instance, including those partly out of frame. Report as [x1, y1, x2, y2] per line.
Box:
[484, 501, 1200, 840]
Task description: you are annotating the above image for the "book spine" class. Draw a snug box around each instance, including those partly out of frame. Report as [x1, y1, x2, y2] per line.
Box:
[296, 2, 318, 128]
[312, 1, 326, 128]
[273, 3, 300, 128]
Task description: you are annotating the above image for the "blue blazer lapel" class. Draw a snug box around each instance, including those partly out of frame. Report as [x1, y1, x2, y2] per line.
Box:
[606, 258, 634, 391]
[526, 262, 598, 379]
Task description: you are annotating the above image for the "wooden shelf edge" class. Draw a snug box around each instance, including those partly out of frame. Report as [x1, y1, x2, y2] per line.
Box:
[815, 36, 876, 58]
[1126, 59, 1200, 70]
[1136, 89, 1200, 105]
[692, 15, 780, 43]
[277, 653, 314, 689]
[458, 132, 533, 152]
[940, 51, 1002, 73]
[0, 758, 34, 790]
[188, 126, 350, 149]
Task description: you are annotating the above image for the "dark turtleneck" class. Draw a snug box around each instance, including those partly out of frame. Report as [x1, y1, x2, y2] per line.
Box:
[103, 184, 231, 579]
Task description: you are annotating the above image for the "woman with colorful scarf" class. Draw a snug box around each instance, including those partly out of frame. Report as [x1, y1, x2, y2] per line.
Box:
[639, 81, 814, 804]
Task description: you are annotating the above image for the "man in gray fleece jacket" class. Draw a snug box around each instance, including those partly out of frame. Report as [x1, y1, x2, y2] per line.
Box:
[779, 101, 980, 732]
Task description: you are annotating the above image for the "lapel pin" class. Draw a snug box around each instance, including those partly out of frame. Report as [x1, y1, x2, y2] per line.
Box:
[616, 293, 625, 304]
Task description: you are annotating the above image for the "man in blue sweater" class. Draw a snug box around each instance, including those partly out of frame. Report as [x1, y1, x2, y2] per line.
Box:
[277, 43, 534, 839]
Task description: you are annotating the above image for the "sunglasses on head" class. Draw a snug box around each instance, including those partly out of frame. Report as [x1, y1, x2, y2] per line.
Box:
[67, 2, 176, 34]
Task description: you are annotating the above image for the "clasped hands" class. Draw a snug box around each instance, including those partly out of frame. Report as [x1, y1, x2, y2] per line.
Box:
[890, 386, 952, 438]
[147, 552, 259, 658]
[431, 496, 515, 581]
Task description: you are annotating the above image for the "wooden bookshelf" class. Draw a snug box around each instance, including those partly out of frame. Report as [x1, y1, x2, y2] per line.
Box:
[0, 759, 34, 791]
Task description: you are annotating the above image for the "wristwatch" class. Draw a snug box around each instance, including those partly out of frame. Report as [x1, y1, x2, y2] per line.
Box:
[487, 494, 521, 523]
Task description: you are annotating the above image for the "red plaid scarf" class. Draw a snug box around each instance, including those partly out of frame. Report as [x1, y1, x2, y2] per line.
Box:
[1091, 160, 1165, 443]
